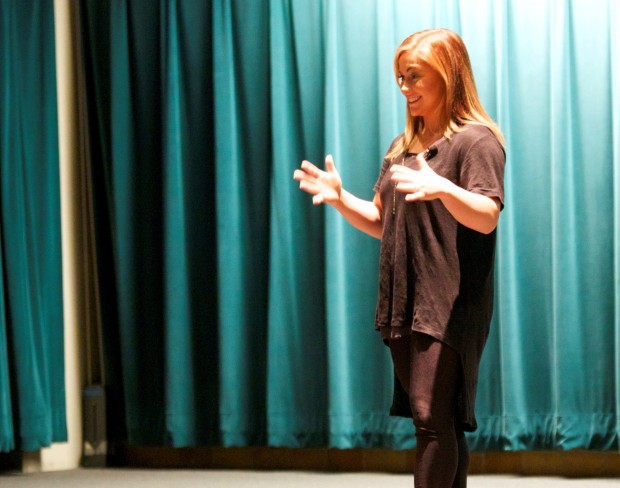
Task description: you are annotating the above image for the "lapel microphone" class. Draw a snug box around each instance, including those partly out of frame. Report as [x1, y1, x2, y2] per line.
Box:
[423, 146, 438, 161]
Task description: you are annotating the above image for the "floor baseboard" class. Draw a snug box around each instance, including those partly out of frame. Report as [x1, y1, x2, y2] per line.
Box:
[114, 446, 620, 478]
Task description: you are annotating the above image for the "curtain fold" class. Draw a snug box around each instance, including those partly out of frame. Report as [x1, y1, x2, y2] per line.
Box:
[160, 0, 216, 446]
[321, 0, 399, 448]
[473, 0, 619, 450]
[613, 0, 620, 450]
[213, 0, 272, 447]
[0, 0, 65, 452]
[267, 0, 329, 447]
[78, 0, 620, 451]
[79, 0, 218, 447]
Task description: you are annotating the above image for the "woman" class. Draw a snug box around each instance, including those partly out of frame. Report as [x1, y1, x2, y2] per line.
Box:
[293, 28, 505, 488]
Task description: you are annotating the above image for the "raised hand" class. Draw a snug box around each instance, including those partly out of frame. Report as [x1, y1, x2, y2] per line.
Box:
[390, 151, 446, 201]
[293, 154, 342, 205]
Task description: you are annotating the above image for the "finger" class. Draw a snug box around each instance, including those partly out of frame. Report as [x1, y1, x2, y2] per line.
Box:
[390, 171, 417, 185]
[390, 164, 416, 175]
[312, 193, 325, 205]
[299, 180, 321, 195]
[294, 171, 319, 189]
[416, 152, 429, 170]
[394, 182, 418, 194]
[405, 191, 426, 201]
[325, 154, 336, 173]
[300, 160, 321, 178]
[390, 171, 408, 183]
[293, 169, 311, 181]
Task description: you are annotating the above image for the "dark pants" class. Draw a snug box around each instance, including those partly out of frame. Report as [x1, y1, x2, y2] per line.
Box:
[389, 332, 469, 488]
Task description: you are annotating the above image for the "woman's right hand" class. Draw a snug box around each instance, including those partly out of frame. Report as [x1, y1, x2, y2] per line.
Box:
[293, 154, 342, 205]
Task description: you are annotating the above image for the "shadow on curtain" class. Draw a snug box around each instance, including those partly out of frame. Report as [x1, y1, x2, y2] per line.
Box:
[78, 0, 620, 451]
[79, 0, 219, 447]
[0, 0, 66, 452]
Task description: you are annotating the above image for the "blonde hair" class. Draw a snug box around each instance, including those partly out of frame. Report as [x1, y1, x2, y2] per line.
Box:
[387, 28, 504, 159]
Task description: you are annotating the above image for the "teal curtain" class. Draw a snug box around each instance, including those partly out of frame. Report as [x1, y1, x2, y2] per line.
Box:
[80, 0, 218, 446]
[79, 0, 620, 451]
[0, 0, 66, 452]
[473, 0, 619, 451]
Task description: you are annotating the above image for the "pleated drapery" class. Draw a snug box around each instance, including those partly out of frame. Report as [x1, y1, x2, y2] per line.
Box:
[79, 0, 219, 447]
[68, 0, 620, 452]
[0, 0, 66, 452]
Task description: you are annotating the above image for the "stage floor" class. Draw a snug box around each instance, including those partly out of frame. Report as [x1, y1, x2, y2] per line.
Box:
[1, 469, 619, 488]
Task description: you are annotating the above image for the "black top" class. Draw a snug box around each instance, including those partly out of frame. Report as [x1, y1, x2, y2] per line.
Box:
[373, 124, 505, 430]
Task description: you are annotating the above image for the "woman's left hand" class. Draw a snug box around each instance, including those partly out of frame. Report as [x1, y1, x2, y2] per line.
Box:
[390, 152, 447, 201]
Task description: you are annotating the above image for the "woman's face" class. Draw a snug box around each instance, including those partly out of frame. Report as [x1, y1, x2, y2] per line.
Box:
[397, 51, 445, 125]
